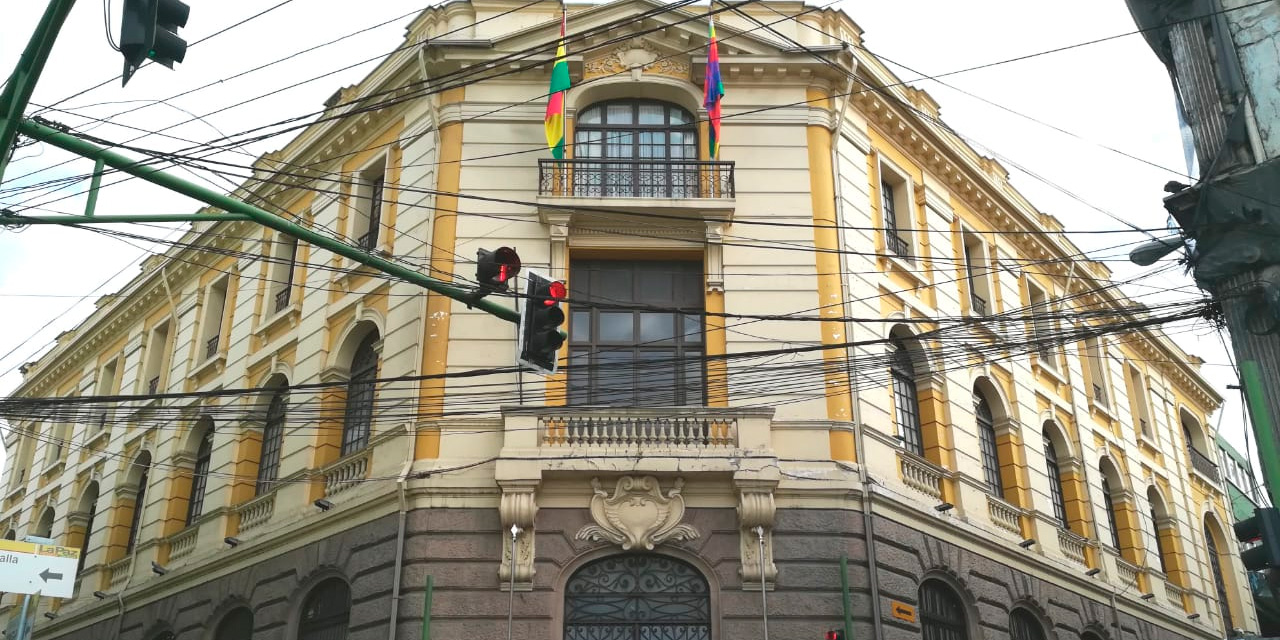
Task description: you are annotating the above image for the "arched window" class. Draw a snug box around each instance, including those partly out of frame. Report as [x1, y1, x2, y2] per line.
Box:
[573, 100, 699, 198]
[1043, 431, 1068, 526]
[186, 427, 214, 525]
[127, 452, 152, 552]
[78, 482, 99, 573]
[919, 579, 968, 640]
[34, 507, 55, 539]
[1147, 487, 1170, 574]
[298, 578, 350, 640]
[342, 332, 379, 455]
[258, 386, 287, 495]
[1100, 474, 1121, 550]
[974, 391, 1002, 497]
[890, 338, 923, 456]
[1205, 522, 1235, 633]
[564, 554, 710, 640]
[1008, 609, 1045, 640]
[214, 607, 253, 640]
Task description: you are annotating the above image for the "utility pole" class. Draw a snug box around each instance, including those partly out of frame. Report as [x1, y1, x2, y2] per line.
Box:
[1124, 0, 1280, 511]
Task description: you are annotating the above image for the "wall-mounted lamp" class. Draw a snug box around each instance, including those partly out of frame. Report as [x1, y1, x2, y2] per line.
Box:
[1140, 592, 1155, 601]
[1085, 568, 1102, 577]
[224, 536, 241, 548]
[314, 499, 333, 512]
[1187, 613, 1201, 620]
[934, 502, 955, 512]
[42, 612, 57, 621]
[151, 561, 168, 576]
[93, 591, 109, 600]
[1018, 538, 1036, 549]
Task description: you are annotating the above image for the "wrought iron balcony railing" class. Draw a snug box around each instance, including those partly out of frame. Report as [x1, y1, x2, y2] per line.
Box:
[885, 231, 910, 257]
[1189, 447, 1221, 483]
[273, 288, 292, 313]
[356, 231, 377, 251]
[147, 376, 160, 395]
[538, 159, 734, 199]
[205, 335, 220, 360]
[1093, 383, 1109, 408]
[970, 293, 987, 315]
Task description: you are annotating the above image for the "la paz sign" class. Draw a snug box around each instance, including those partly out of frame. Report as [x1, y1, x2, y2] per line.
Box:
[0, 539, 80, 598]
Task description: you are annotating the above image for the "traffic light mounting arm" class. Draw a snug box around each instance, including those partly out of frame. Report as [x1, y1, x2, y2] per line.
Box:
[12, 117, 527, 324]
[0, 0, 78, 183]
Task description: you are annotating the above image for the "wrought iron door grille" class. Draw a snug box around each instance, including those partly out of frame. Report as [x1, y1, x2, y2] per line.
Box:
[565, 555, 711, 640]
[539, 159, 734, 199]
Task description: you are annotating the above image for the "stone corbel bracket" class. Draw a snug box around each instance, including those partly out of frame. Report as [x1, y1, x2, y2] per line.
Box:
[737, 480, 779, 590]
[498, 482, 538, 591]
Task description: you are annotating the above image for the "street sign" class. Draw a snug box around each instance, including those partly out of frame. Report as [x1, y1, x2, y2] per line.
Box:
[0, 539, 80, 598]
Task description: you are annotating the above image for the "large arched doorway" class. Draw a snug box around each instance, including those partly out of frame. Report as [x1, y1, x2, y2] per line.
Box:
[564, 554, 711, 640]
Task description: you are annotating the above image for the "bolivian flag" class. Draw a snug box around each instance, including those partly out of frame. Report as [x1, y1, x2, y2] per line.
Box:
[703, 16, 724, 159]
[545, 11, 570, 159]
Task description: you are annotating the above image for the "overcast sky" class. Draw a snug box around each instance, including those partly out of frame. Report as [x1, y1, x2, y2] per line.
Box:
[0, 1, 1254, 483]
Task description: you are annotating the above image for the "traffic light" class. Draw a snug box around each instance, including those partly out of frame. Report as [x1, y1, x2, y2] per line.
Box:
[475, 247, 521, 295]
[120, 0, 191, 86]
[824, 631, 845, 640]
[1234, 507, 1280, 571]
[518, 271, 567, 373]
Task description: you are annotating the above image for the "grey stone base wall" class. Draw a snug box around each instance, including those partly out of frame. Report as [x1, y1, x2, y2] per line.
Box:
[41, 508, 1201, 640]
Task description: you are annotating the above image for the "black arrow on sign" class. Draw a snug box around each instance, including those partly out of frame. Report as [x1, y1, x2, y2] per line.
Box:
[39, 568, 63, 582]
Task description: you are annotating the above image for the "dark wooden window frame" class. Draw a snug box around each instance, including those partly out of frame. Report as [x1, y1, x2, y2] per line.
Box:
[1043, 434, 1069, 526]
[185, 428, 214, 525]
[342, 334, 380, 455]
[299, 578, 351, 640]
[257, 387, 287, 494]
[975, 393, 1003, 498]
[891, 339, 924, 457]
[920, 579, 969, 640]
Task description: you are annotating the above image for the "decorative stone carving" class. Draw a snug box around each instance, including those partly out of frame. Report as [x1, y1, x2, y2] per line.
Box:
[737, 485, 778, 588]
[704, 222, 725, 292]
[583, 41, 691, 81]
[575, 476, 699, 550]
[499, 483, 537, 591]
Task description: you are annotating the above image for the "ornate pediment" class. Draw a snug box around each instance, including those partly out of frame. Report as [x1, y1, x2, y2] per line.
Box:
[575, 476, 699, 550]
[583, 39, 691, 81]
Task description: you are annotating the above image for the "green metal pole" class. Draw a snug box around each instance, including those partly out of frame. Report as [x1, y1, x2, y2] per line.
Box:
[1241, 360, 1280, 508]
[422, 574, 433, 640]
[16, 117, 521, 323]
[840, 555, 854, 640]
[83, 158, 104, 216]
[1, 213, 252, 225]
[0, 0, 78, 182]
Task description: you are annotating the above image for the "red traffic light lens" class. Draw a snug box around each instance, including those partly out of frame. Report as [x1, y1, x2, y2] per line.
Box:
[493, 247, 521, 282]
[544, 281, 567, 306]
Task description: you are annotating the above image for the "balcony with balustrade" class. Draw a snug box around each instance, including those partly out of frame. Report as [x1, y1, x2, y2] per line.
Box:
[497, 406, 776, 477]
[1189, 446, 1221, 484]
[536, 159, 736, 225]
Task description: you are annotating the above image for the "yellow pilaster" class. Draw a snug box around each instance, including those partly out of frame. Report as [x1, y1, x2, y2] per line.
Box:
[417, 87, 466, 459]
[311, 385, 347, 501]
[805, 87, 856, 462]
[705, 289, 728, 407]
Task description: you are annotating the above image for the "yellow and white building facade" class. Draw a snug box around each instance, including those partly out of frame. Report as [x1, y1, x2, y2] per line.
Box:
[0, 1, 1254, 639]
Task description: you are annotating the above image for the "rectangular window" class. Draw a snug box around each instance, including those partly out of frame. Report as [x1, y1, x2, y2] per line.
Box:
[962, 230, 992, 315]
[879, 163, 912, 259]
[567, 260, 705, 406]
[1127, 365, 1152, 437]
[46, 412, 72, 467]
[1085, 336, 1109, 408]
[95, 359, 120, 430]
[201, 278, 229, 361]
[352, 161, 387, 251]
[142, 320, 170, 395]
[269, 234, 299, 313]
[1028, 284, 1057, 369]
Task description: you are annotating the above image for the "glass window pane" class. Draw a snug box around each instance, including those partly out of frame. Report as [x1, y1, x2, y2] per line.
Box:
[599, 312, 634, 341]
[606, 104, 632, 124]
[598, 268, 632, 301]
[682, 314, 704, 343]
[683, 350, 704, 406]
[596, 351, 634, 405]
[567, 349, 591, 405]
[669, 107, 690, 124]
[638, 103, 664, 125]
[637, 350, 676, 405]
[639, 313, 675, 342]
[571, 310, 591, 342]
[579, 106, 601, 124]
